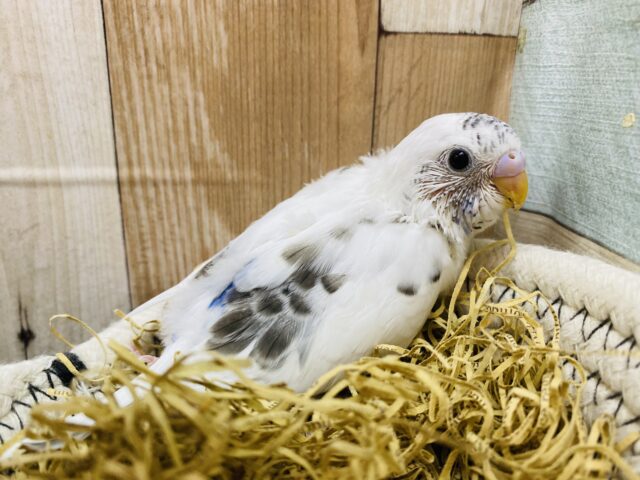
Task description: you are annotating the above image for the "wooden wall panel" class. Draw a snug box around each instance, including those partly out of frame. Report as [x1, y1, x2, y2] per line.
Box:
[103, 0, 379, 306]
[373, 34, 517, 150]
[0, 1, 130, 362]
[380, 0, 522, 36]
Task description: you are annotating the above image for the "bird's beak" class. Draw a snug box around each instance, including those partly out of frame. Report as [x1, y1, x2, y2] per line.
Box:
[492, 150, 528, 210]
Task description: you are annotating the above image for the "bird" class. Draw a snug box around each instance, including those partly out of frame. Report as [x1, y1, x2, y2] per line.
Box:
[0, 112, 528, 459]
[120, 111, 528, 394]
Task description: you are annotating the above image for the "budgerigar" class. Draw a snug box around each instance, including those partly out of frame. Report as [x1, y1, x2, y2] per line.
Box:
[125, 112, 528, 394]
[0, 113, 529, 458]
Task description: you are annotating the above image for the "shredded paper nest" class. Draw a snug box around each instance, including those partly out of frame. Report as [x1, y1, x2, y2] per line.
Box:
[1, 214, 637, 479]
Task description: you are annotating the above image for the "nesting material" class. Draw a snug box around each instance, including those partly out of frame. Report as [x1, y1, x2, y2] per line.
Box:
[1, 214, 637, 479]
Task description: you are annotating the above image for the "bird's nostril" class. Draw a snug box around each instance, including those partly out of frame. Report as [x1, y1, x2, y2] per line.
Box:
[494, 150, 525, 178]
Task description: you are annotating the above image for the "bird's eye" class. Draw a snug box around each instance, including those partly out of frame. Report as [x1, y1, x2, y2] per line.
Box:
[448, 149, 471, 172]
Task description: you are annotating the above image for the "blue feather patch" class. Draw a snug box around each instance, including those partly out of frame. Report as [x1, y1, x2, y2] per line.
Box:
[209, 282, 235, 309]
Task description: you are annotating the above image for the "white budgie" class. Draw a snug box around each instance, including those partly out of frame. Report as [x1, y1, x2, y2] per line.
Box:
[1, 112, 529, 457]
[124, 111, 528, 394]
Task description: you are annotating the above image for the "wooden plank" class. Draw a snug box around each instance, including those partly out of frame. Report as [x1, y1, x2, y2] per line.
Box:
[0, 1, 130, 362]
[373, 34, 517, 149]
[485, 211, 640, 274]
[103, 0, 379, 306]
[381, 0, 522, 36]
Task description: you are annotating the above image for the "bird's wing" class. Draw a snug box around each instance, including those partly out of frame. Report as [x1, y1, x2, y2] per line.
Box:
[130, 165, 375, 349]
[162, 213, 456, 391]
[125, 167, 363, 340]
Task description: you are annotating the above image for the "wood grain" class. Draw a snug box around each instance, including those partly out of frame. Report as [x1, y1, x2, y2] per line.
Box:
[0, 1, 130, 362]
[103, 0, 379, 306]
[373, 34, 517, 149]
[485, 211, 640, 274]
[381, 0, 522, 36]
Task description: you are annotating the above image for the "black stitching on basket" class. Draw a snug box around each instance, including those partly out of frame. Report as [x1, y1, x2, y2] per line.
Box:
[620, 415, 640, 427]
[593, 376, 602, 405]
[578, 309, 590, 342]
[568, 307, 586, 323]
[606, 392, 623, 420]
[8, 398, 35, 433]
[540, 297, 561, 320]
[626, 339, 637, 369]
[13, 400, 31, 409]
[486, 290, 630, 421]
[44, 370, 55, 389]
[27, 383, 56, 403]
[586, 318, 611, 341]
[615, 335, 634, 349]
[10, 406, 24, 430]
[587, 370, 600, 405]
[614, 396, 624, 419]
[496, 287, 510, 304]
[603, 322, 614, 349]
[0, 422, 14, 431]
[28, 384, 39, 404]
[534, 293, 543, 320]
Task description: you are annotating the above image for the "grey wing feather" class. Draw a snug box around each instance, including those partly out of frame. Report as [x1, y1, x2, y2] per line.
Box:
[206, 242, 346, 369]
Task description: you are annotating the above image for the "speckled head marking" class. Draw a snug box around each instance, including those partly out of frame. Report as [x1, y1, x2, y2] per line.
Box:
[392, 112, 523, 237]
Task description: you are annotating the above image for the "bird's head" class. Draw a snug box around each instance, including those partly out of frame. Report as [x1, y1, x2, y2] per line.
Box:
[390, 112, 527, 237]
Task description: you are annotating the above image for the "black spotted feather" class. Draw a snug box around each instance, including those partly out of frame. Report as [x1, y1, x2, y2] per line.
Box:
[207, 245, 346, 369]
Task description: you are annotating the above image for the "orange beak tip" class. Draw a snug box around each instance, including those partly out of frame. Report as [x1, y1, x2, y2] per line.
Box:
[493, 171, 528, 210]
